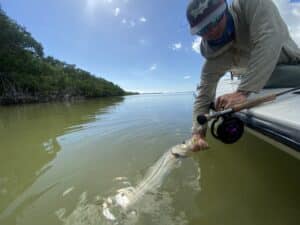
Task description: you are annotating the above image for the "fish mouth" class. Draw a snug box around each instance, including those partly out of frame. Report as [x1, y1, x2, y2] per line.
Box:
[169, 140, 194, 158]
[170, 148, 188, 158]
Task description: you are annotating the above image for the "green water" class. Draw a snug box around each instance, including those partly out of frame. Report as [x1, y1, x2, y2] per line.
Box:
[0, 93, 299, 225]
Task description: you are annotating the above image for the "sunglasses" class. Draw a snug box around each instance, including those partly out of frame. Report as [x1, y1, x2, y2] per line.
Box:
[197, 12, 225, 36]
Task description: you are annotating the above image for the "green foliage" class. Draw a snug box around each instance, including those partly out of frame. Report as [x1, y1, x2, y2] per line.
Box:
[0, 7, 127, 103]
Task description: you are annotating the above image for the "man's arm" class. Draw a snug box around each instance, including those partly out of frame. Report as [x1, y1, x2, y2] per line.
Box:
[237, 0, 288, 93]
[192, 60, 225, 135]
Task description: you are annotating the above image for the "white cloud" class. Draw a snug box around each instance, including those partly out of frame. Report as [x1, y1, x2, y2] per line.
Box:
[184, 75, 191, 80]
[293, 27, 300, 39]
[172, 42, 182, 51]
[292, 8, 300, 17]
[192, 37, 202, 54]
[149, 64, 157, 71]
[114, 8, 120, 16]
[273, 0, 300, 45]
[139, 17, 147, 23]
[121, 18, 127, 24]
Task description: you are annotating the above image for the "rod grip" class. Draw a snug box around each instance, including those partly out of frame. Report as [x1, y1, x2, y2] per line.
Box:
[232, 94, 276, 112]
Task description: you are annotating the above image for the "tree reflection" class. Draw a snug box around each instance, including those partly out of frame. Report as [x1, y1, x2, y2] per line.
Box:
[0, 97, 124, 213]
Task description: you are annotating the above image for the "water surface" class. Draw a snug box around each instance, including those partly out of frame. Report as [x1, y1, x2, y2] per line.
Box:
[0, 93, 299, 225]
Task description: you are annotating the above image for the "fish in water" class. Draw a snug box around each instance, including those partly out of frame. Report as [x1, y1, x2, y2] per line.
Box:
[102, 138, 196, 221]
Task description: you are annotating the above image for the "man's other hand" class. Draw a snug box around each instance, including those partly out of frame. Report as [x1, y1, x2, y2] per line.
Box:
[191, 133, 209, 152]
[216, 91, 248, 111]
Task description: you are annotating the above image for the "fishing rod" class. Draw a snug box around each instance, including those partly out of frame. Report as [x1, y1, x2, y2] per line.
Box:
[196, 86, 300, 144]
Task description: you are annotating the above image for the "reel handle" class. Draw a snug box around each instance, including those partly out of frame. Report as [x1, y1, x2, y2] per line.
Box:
[232, 94, 276, 112]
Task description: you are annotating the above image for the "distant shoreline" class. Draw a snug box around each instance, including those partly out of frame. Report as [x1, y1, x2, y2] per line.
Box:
[0, 92, 139, 106]
[140, 91, 194, 95]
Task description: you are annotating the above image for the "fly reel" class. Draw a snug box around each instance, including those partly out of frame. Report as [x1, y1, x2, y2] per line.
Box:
[210, 115, 244, 144]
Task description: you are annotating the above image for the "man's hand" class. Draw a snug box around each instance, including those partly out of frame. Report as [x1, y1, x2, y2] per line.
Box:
[191, 133, 209, 152]
[216, 91, 249, 111]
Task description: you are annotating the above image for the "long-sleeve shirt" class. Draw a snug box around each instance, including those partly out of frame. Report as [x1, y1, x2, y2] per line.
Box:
[192, 0, 300, 134]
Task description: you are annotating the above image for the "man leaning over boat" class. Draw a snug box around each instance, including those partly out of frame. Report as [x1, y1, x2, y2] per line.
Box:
[186, 0, 300, 151]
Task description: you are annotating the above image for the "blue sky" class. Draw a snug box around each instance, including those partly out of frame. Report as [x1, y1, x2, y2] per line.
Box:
[1, 0, 300, 93]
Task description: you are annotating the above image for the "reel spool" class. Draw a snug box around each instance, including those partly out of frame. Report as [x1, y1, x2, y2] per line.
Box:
[210, 115, 244, 144]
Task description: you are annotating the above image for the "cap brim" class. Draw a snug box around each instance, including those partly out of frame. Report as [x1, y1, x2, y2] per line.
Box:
[190, 3, 227, 35]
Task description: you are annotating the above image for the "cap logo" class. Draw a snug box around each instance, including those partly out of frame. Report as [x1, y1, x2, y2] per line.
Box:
[190, 0, 209, 18]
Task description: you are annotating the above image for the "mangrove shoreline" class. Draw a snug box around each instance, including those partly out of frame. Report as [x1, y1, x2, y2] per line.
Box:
[0, 6, 138, 106]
